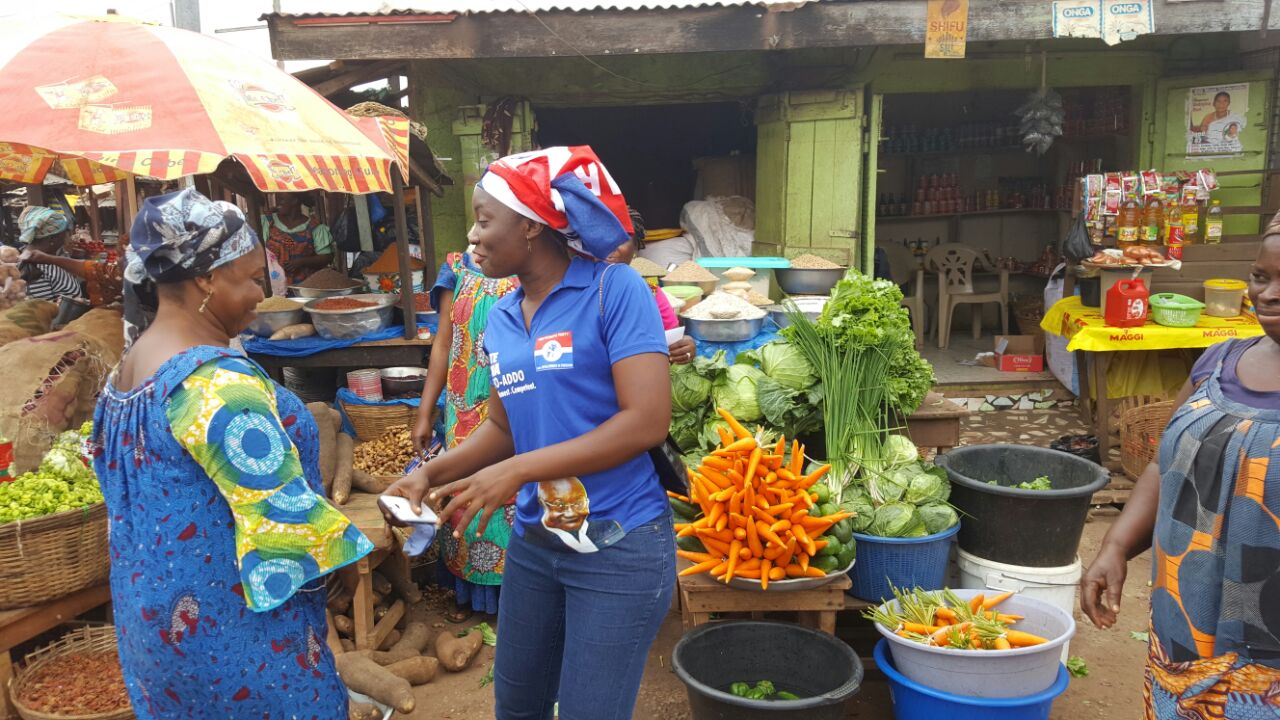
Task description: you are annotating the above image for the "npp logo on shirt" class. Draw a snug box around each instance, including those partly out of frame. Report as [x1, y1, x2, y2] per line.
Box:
[534, 332, 574, 371]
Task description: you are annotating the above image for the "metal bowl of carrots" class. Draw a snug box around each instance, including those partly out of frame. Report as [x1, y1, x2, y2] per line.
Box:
[722, 554, 854, 592]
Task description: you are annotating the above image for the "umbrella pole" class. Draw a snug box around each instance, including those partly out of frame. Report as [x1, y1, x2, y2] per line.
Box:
[246, 192, 271, 297]
[392, 173, 418, 341]
[415, 188, 436, 289]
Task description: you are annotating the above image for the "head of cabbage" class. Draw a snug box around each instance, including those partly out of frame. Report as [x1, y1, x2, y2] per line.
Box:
[670, 356, 720, 413]
[757, 341, 815, 391]
[869, 501, 927, 537]
[882, 435, 919, 468]
[918, 503, 959, 535]
[840, 490, 876, 533]
[713, 364, 765, 422]
[901, 462, 951, 505]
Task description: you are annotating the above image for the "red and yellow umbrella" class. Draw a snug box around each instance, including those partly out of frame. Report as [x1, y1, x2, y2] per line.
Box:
[0, 14, 409, 193]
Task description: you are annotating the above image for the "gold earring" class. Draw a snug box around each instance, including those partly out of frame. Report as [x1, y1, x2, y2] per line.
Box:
[198, 290, 213, 314]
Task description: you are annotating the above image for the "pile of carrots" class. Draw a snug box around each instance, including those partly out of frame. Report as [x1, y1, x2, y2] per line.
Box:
[672, 408, 852, 590]
[865, 586, 1050, 650]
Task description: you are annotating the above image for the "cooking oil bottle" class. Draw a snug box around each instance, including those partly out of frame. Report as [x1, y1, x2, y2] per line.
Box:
[1205, 199, 1224, 244]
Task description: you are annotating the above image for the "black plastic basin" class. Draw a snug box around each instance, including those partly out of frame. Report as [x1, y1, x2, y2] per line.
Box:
[672, 621, 863, 720]
[935, 444, 1110, 567]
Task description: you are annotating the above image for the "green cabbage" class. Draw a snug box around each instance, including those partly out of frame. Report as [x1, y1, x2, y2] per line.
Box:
[918, 503, 959, 534]
[870, 468, 909, 504]
[840, 490, 876, 533]
[902, 463, 951, 505]
[757, 341, 815, 391]
[712, 364, 765, 422]
[670, 409, 705, 453]
[869, 502, 927, 538]
[882, 435, 919, 468]
[670, 363, 714, 414]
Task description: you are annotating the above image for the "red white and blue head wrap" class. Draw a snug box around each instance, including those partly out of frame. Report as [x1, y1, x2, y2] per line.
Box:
[477, 146, 634, 259]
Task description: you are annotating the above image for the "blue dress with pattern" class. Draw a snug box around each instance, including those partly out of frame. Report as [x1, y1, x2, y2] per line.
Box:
[92, 346, 352, 720]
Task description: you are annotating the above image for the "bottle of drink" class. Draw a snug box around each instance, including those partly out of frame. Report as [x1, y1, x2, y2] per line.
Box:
[1117, 196, 1140, 249]
[1164, 203, 1185, 259]
[1141, 194, 1164, 247]
[1181, 199, 1200, 245]
[1205, 199, 1224, 244]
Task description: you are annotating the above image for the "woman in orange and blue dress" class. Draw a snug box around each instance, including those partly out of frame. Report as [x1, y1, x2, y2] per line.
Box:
[1081, 227, 1280, 718]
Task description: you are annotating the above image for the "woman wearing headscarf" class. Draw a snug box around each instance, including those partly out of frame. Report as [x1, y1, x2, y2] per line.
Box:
[93, 188, 373, 719]
[607, 207, 697, 364]
[261, 192, 334, 285]
[15, 206, 84, 301]
[385, 147, 674, 720]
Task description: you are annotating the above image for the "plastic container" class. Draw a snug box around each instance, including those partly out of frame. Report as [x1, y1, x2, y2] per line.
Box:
[672, 620, 863, 720]
[346, 369, 383, 402]
[1098, 265, 1151, 317]
[874, 641, 1068, 720]
[936, 445, 1109, 567]
[955, 548, 1082, 663]
[1149, 293, 1205, 327]
[664, 285, 704, 312]
[697, 256, 788, 299]
[1104, 278, 1149, 328]
[1077, 275, 1101, 308]
[1203, 279, 1247, 317]
[846, 524, 959, 603]
[874, 588, 1075, 699]
[1049, 434, 1100, 464]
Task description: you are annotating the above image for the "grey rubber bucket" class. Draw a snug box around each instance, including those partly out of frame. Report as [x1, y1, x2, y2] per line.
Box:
[672, 620, 863, 720]
[935, 444, 1110, 567]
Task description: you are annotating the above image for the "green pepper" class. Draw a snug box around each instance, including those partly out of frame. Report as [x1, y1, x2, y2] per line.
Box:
[775, 691, 801, 700]
[730, 682, 751, 697]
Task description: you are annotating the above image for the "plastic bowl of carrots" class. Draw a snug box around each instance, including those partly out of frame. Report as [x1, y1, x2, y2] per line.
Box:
[866, 586, 1075, 699]
[672, 409, 855, 592]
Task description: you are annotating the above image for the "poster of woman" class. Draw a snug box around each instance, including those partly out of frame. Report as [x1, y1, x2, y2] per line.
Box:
[1187, 83, 1250, 157]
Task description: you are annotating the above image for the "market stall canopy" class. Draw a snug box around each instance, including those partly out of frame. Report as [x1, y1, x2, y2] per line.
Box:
[0, 13, 409, 194]
[0, 143, 128, 187]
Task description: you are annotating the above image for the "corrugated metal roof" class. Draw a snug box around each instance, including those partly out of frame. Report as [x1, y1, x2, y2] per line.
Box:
[272, 0, 813, 17]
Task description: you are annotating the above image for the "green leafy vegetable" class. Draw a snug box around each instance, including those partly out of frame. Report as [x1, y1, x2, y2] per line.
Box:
[841, 491, 876, 533]
[756, 376, 824, 441]
[881, 435, 919, 468]
[1066, 656, 1089, 678]
[712, 364, 765, 422]
[1009, 476, 1053, 491]
[1130, 631, 1149, 642]
[0, 429, 101, 524]
[462, 622, 497, 647]
[671, 360, 716, 413]
[902, 463, 950, 506]
[479, 662, 494, 688]
[870, 501, 927, 538]
[757, 341, 816, 390]
[918, 503, 959, 534]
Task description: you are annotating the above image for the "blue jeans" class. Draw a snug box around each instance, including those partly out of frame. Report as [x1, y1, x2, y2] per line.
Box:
[493, 517, 675, 720]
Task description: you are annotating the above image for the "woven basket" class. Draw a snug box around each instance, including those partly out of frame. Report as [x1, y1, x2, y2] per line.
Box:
[1120, 401, 1177, 480]
[0, 503, 109, 610]
[10, 625, 133, 720]
[340, 401, 416, 443]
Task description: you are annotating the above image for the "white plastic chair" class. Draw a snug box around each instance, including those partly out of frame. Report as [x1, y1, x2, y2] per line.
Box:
[878, 242, 927, 347]
[925, 243, 1009, 349]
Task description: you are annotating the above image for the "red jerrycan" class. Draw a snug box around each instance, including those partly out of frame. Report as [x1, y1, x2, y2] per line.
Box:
[1105, 278, 1149, 328]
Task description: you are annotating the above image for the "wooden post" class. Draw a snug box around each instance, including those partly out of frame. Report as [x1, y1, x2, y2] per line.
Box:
[392, 173, 418, 340]
[122, 176, 138, 227]
[246, 193, 272, 297]
[415, 189, 437, 288]
[85, 186, 101, 243]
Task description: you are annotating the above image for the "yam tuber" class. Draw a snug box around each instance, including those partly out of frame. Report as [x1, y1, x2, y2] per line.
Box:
[307, 402, 338, 494]
[379, 554, 423, 605]
[436, 629, 484, 672]
[371, 572, 392, 597]
[348, 702, 381, 720]
[270, 323, 316, 340]
[333, 614, 354, 638]
[351, 469, 392, 494]
[332, 432, 355, 505]
[385, 656, 438, 686]
[335, 653, 414, 714]
[379, 629, 401, 651]
[353, 621, 432, 665]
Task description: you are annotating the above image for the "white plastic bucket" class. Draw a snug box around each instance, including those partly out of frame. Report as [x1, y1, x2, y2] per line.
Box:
[956, 547, 1082, 663]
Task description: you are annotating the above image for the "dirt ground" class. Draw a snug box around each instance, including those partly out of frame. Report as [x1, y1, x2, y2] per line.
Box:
[398, 513, 1153, 719]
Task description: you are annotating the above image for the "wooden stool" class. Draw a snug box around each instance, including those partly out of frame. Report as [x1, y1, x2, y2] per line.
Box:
[338, 492, 405, 651]
[678, 568, 852, 635]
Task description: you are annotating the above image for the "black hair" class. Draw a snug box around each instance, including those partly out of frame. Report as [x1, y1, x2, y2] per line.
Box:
[1214, 92, 1231, 103]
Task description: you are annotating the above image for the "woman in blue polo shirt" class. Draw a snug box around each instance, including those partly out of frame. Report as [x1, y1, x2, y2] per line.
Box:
[384, 147, 674, 720]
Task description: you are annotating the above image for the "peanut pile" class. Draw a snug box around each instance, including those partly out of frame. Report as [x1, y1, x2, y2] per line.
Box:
[353, 424, 420, 477]
[17, 651, 130, 715]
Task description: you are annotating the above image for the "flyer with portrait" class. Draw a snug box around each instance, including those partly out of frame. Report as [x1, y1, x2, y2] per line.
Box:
[1186, 83, 1250, 157]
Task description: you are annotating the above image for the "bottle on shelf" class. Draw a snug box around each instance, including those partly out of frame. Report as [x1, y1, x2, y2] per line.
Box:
[1181, 198, 1200, 245]
[1164, 203, 1185, 259]
[1117, 196, 1140, 249]
[1141, 194, 1164, 247]
[1205, 199, 1224, 244]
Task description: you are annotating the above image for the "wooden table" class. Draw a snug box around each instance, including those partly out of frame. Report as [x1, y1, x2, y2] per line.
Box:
[678, 566, 852, 635]
[904, 392, 969, 454]
[337, 492, 405, 652]
[248, 337, 432, 382]
[0, 585, 112, 719]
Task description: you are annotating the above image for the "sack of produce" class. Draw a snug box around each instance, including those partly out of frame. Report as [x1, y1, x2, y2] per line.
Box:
[0, 298, 57, 346]
[63, 307, 125, 360]
[0, 329, 118, 473]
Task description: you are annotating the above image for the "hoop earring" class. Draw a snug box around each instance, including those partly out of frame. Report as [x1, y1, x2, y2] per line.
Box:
[198, 290, 213, 314]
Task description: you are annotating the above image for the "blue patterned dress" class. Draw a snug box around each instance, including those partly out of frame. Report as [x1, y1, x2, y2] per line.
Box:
[92, 346, 369, 719]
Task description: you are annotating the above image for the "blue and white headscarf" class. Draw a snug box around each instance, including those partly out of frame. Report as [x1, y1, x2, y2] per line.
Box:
[121, 189, 261, 349]
[17, 206, 70, 245]
[125, 188, 259, 285]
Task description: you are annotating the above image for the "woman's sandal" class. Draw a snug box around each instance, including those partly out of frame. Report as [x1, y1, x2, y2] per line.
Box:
[443, 599, 473, 624]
